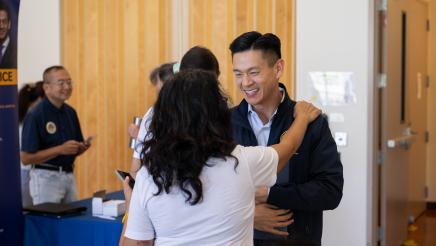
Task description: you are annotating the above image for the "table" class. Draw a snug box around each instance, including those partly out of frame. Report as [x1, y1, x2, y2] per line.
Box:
[23, 191, 124, 246]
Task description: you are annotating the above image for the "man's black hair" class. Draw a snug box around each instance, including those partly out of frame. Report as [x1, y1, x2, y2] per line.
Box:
[0, 1, 10, 19]
[43, 65, 66, 83]
[229, 31, 281, 65]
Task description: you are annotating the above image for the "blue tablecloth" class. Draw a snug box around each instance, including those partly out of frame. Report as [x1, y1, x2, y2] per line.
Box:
[23, 191, 124, 246]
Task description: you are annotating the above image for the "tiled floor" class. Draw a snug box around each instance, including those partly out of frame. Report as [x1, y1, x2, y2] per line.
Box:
[405, 209, 436, 246]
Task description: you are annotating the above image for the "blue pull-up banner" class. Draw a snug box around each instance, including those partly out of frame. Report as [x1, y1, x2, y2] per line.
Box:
[0, 0, 21, 245]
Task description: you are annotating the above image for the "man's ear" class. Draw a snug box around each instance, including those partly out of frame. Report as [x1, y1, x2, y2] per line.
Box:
[42, 82, 49, 93]
[275, 58, 285, 80]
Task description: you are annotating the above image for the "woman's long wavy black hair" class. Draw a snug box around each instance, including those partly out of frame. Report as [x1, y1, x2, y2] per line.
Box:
[140, 69, 237, 205]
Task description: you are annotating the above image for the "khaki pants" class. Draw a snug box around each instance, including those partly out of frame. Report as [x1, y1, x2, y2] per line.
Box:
[29, 169, 77, 205]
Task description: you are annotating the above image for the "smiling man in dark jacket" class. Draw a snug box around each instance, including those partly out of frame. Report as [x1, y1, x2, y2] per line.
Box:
[229, 31, 343, 246]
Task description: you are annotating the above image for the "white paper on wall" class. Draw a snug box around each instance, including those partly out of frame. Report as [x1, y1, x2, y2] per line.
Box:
[308, 72, 357, 106]
[328, 112, 345, 123]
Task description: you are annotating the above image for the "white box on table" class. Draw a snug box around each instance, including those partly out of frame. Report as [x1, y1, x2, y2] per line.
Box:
[103, 200, 126, 217]
[92, 197, 103, 215]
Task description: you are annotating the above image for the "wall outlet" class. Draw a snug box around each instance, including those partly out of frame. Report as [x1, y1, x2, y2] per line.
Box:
[334, 132, 347, 147]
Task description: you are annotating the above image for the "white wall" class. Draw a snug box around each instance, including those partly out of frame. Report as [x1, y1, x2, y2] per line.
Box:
[17, 0, 60, 88]
[427, 1, 436, 202]
[295, 1, 374, 245]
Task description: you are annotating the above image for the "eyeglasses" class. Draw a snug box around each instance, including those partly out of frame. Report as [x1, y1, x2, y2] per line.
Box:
[0, 18, 9, 27]
[51, 79, 73, 87]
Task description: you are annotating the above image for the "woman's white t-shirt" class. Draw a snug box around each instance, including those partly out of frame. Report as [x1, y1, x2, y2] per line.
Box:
[132, 108, 154, 160]
[125, 145, 278, 246]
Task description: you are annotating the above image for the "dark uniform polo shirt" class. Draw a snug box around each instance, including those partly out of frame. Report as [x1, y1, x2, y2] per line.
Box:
[21, 96, 84, 170]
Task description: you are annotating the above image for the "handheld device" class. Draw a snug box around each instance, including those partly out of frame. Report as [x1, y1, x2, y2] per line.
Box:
[85, 135, 96, 144]
[115, 169, 135, 189]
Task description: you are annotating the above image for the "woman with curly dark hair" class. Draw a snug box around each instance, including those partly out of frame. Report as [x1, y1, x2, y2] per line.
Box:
[130, 46, 222, 177]
[18, 81, 45, 124]
[120, 70, 320, 246]
[18, 81, 45, 206]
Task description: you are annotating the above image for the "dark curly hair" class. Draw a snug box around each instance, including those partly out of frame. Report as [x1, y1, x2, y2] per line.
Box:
[180, 46, 220, 77]
[140, 69, 237, 205]
[18, 81, 45, 123]
[149, 62, 176, 86]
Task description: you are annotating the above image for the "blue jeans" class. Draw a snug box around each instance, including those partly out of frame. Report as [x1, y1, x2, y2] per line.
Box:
[29, 168, 77, 205]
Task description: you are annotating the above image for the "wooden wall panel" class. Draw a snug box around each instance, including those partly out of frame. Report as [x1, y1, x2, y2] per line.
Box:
[61, 0, 293, 199]
[102, 0, 116, 195]
[61, 0, 172, 199]
[188, 0, 295, 105]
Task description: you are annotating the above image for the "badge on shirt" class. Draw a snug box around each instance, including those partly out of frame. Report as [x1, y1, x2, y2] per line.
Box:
[46, 121, 57, 134]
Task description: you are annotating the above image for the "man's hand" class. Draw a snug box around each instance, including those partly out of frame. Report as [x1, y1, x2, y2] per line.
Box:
[128, 124, 139, 139]
[77, 142, 90, 155]
[59, 140, 82, 155]
[77, 135, 95, 155]
[255, 186, 268, 204]
[84, 135, 96, 146]
[254, 203, 294, 236]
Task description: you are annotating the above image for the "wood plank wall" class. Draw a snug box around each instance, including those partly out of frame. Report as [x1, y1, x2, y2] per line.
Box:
[61, 0, 294, 199]
[187, 0, 295, 103]
[61, 0, 173, 198]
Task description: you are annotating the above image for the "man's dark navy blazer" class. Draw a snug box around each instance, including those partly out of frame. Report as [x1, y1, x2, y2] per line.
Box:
[0, 38, 17, 68]
[231, 84, 344, 245]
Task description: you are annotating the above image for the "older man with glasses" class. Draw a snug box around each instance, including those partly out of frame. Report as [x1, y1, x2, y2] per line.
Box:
[21, 65, 91, 205]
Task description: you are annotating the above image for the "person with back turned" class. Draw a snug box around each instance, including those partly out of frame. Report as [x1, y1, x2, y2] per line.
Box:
[119, 69, 321, 245]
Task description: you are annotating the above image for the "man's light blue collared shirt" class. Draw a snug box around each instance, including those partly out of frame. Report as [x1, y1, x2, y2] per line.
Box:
[247, 88, 289, 185]
[247, 88, 285, 147]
